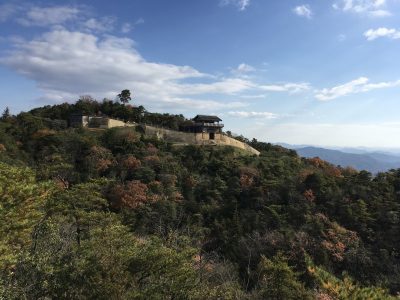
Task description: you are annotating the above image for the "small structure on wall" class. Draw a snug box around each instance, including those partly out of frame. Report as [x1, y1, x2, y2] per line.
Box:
[69, 112, 132, 129]
[180, 115, 224, 141]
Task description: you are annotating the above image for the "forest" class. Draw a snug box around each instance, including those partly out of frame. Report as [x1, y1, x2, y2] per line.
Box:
[1, 97, 400, 299]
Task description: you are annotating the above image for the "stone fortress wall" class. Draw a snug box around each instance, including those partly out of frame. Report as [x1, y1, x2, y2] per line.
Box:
[107, 118, 130, 128]
[74, 114, 260, 156]
[143, 125, 260, 156]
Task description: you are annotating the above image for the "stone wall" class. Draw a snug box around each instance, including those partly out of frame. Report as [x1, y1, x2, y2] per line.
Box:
[88, 117, 133, 129]
[143, 125, 260, 156]
[107, 119, 127, 128]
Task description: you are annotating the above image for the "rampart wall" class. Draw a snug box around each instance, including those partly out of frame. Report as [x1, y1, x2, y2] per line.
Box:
[143, 125, 260, 156]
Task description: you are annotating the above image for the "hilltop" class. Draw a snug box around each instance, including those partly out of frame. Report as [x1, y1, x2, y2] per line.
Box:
[1, 99, 400, 299]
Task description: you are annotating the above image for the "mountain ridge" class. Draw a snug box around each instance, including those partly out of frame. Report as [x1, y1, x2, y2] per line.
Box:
[295, 146, 400, 173]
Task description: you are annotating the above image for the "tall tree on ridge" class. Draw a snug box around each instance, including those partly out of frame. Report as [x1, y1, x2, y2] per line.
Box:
[118, 89, 132, 105]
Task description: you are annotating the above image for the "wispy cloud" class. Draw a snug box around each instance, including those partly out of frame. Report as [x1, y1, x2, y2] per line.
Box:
[337, 34, 347, 41]
[0, 3, 20, 22]
[315, 77, 400, 100]
[259, 83, 311, 94]
[333, 0, 391, 17]
[17, 5, 81, 26]
[228, 111, 279, 119]
[1, 4, 123, 34]
[364, 27, 400, 40]
[293, 5, 313, 19]
[236, 63, 255, 73]
[219, 0, 250, 11]
[231, 63, 256, 77]
[121, 18, 144, 33]
[83, 17, 115, 32]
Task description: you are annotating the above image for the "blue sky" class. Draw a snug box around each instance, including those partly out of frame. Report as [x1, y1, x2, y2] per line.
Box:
[1, 0, 400, 147]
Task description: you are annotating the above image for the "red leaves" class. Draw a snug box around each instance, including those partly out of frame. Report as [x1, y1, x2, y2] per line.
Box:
[239, 166, 259, 189]
[111, 180, 149, 209]
[303, 189, 316, 202]
[31, 128, 56, 139]
[143, 155, 161, 169]
[315, 213, 360, 262]
[88, 146, 115, 173]
[121, 156, 141, 171]
[308, 157, 326, 168]
[146, 143, 158, 155]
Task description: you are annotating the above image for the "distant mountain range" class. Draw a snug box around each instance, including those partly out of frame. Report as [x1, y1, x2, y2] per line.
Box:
[277, 144, 400, 173]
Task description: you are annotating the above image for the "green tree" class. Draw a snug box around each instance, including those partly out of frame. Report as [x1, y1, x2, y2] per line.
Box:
[307, 257, 396, 300]
[0, 162, 55, 270]
[118, 89, 132, 104]
[1, 107, 10, 120]
[254, 253, 311, 300]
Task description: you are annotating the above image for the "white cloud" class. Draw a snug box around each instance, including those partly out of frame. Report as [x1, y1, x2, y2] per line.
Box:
[259, 83, 311, 93]
[315, 77, 400, 100]
[334, 0, 391, 16]
[240, 94, 267, 99]
[0, 29, 254, 111]
[121, 18, 144, 33]
[293, 5, 313, 19]
[237, 63, 255, 73]
[176, 78, 254, 95]
[338, 34, 347, 41]
[84, 17, 115, 32]
[17, 5, 80, 26]
[121, 23, 133, 33]
[231, 63, 256, 77]
[369, 9, 392, 16]
[228, 111, 278, 119]
[219, 0, 250, 11]
[135, 18, 145, 25]
[364, 27, 400, 40]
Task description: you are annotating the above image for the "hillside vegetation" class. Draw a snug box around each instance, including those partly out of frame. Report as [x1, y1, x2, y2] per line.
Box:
[1, 99, 400, 299]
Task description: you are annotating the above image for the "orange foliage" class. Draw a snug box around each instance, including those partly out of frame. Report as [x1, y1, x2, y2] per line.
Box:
[305, 157, 342, 178]
[111, 180, 150, 209]
[173, 191, 184, 202]
[316, 213, 360, 262]
[123, 131, 138, 143]
[342, 166, 359, 176]
[143, 155, 161, 168]
[96, 159, 113, 172]
[32, 128, 56, 138]
[146, 143, 158, 155]
[239, 166, 259, 189]
[184, 176, 197, 188]
[325, 166, 342, 178]
[148, 180, 163, 193]
[303, 189, 316, 202]
[0, 144, 6, 152]
[121, 156, 141, 170]
[240, 174, 254, 189]
[308, 157, 326, 168]
[315, 292, 334, 300]
[88, 146, 114, 172]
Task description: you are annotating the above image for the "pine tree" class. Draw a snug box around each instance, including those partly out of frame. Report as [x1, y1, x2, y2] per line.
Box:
[1, 107, 10, 120]
[118, 89, 132, 104]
